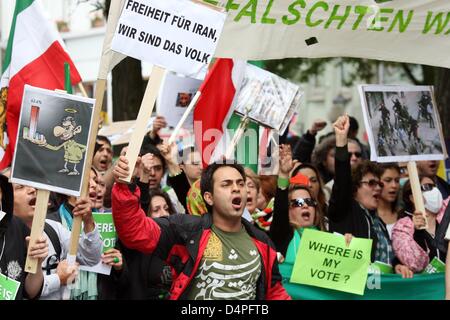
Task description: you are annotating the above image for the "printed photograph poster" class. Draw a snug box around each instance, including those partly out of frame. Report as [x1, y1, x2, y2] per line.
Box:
[234, 63, 302, 132]
[156, 71, 202, 129]
[11, 85, 95, 196]
[358, 85, 447, 163]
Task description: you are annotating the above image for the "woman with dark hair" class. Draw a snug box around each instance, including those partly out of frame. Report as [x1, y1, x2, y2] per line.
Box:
[148, 189, 176, 218]
[116, 188, 176, 299]
[328, 115, 412, 277]
[270, 145, 327, 261]
[377, 163, 401, 238]
[291, 163, 328, 228]
[392, 176, 447, 273]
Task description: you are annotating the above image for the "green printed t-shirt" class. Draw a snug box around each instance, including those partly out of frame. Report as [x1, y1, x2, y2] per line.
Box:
[186, 225, 261, 300]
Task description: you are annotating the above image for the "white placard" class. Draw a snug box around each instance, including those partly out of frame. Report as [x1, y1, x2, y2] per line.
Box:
[358, 85, 447, 163]
[157, 71, 202, 129]
[111, 0, 226, 79]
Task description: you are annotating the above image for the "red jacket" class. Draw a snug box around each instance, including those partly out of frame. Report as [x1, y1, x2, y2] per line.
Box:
[112, 183, 291, 300]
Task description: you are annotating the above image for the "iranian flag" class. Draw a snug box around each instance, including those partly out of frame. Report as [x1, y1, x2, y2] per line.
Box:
[0, 0, 82, 169]
[193, 58, 245, 168]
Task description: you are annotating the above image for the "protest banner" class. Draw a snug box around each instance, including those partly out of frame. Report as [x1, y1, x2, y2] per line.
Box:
[111, 0, 226, 79]
[359, 85, 448, 227]
[80, 212, 117, 275]
[358, 85, 447, 163]
[233, 63, 302, 133]
[210, 0, 450, 69]
[156, 71, 202, 130]
[111, 0, 226, 182]
[290, 229, 372, 295]
[11, 86, 94, 196]
[10, 85, 94, 273]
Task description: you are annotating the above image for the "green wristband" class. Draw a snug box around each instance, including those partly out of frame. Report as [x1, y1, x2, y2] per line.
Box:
[278, 177, 289, 189]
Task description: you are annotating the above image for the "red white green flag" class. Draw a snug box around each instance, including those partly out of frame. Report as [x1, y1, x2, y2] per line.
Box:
[0, 0, 82, 169]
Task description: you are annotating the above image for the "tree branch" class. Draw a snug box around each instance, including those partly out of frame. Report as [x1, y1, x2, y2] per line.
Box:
[401, 63, 422, 85]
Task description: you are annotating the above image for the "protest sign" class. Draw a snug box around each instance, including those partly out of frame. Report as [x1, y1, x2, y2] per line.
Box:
[233, 63, 302, 132]
[11, 85, 95, 197]
[290, 229, 372, 295]
[359, 85, 447, 163]
[0, 273, 20, 300]
[157, 71, 202, 129]
[81, 212, 117, 275]
[422, 257, 446, 274]
[111, 0, 226, 79]
[210, 0, 450, 69]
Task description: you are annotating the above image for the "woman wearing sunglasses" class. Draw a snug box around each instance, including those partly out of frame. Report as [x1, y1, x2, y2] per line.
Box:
[270, 145, 326, 270]
[328, 115, 412, 277]
[392, 176, 448, 273]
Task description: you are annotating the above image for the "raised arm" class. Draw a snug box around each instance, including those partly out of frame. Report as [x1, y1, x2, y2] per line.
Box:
[270, 144, 294, 256]
[327, 115, 353, 223]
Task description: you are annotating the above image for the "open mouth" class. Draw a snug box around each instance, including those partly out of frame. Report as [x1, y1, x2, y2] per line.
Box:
[388, 191, 397, 197]
[29, 197, 36, 207]
[301, 211, 311, 220]
[232, 196, 242, 210]
[89, 191, 97, 199]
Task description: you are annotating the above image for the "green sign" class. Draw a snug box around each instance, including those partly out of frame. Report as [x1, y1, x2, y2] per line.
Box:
[93, 212, 117, 252]
[422, 257, 446, 274]
[290, 229, 372, 295]
[0, 273, 20, 300]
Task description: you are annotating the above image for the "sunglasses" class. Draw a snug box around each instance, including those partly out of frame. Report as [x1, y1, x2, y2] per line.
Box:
[349, 152, 362, 158]
[421, 183, 436, 192]
[360, 179, 384, 188]
[290, 198, 317, 208]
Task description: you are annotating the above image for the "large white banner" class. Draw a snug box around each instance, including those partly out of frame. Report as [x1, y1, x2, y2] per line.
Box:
[111, 0, 226, 79]
[211, 0, 450, 68]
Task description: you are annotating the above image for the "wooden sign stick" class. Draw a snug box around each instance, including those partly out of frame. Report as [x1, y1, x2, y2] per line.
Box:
[24, 190, 50, 273]
[168, 91, 201, 144]
[407, 161, 428, 229]
[225, 116, 249, 160]
[122, 65, 165, 183]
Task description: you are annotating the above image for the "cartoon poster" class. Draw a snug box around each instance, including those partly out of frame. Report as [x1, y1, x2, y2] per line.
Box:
[358, 85, 447, 163]
[234, 63, 302, 133]
[11, 85, 95, 196]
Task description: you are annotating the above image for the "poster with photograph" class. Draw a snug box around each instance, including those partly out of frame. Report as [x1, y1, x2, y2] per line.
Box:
[358, 85, 447, 163]
[157, 71, 202, 129]
[11, 85, 95, 196]
[234, 63, 302, 132]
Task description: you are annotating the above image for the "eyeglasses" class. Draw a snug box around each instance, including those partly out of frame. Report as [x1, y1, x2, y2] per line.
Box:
[421, 183, 436, 192]
[349, 152, 362, 158]
[360, 179, 384, 188]
[290, 198, 317, 208]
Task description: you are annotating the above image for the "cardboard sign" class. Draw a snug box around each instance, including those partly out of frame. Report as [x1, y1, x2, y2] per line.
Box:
[234, 63, 302, 132]
[11, 85, 95, 197]
[157, 71, 202, 129]
[80, 212, 116, 275]
[290, 229, 372, 295]
[358, 85, 447, 163]
[111, 0, 226, 79]
[0, 273, 20, 300]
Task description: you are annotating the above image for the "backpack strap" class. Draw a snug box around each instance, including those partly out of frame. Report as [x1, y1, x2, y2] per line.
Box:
[44, 222, 62, 261]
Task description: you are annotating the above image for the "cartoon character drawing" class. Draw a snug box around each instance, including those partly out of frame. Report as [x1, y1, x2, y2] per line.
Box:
[26, 110, 86, 175]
